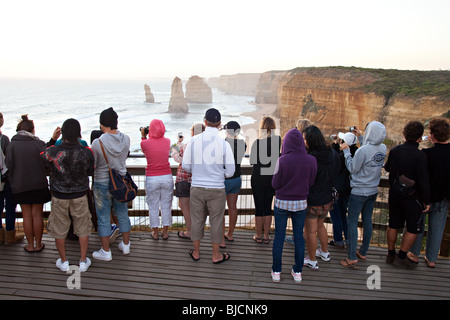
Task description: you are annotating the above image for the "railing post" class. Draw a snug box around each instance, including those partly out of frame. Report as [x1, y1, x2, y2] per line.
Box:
[439, 205, 450, 257]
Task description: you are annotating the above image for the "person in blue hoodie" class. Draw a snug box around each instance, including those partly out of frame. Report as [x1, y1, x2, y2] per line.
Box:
[340, 121, 387, 269]
[271, 128, 317, 283]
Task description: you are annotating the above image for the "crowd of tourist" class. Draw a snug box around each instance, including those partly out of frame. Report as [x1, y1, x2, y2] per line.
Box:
[0, 108, 448, 283]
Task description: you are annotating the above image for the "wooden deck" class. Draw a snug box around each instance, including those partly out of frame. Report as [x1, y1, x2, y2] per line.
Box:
[1, 230, 449, 300]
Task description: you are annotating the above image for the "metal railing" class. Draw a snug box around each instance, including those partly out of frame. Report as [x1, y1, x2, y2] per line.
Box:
[3, 161, 449, 256]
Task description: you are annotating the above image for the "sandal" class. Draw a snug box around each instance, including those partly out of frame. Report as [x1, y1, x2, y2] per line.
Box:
[263, 237, 270, 244]
[252, 235, 262, 244]
[340, 259, 359, 270]
[189, 249, 200, 261]
[177, 231, 190, 239]
[151, 231, 159, 240]
[213, 252, 230, 264]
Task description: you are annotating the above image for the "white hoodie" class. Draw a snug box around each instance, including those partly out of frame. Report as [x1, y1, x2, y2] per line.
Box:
[343, 121, 387, 196]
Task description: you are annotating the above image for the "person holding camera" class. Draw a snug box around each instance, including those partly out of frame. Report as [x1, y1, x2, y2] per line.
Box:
[141, 119, 173, 240]
[329, 131, 358, 248]
[340, 121, 386, 269]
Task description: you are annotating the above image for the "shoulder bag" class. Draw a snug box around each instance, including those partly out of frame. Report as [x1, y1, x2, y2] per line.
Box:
[99, 140, 138, 203]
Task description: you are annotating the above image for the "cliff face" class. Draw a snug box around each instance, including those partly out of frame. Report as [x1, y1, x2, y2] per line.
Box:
[275, 68, 450, 142]
[255, 71, 289, 104]
[185, 75, 212, 103]
[168, 77, 188, 113]
[209, 73, 261, 96]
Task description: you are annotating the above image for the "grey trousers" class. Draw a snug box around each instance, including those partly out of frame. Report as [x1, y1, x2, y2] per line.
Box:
[190, 187, 226, 244]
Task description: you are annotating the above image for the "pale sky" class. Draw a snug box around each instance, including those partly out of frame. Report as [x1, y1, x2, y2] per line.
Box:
[1, 0, 449, 79]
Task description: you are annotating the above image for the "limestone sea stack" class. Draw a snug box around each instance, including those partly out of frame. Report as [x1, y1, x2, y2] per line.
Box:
[144, 84, 155, 103]
[168, 77, 189, 113]
[185, 75, 212, 103]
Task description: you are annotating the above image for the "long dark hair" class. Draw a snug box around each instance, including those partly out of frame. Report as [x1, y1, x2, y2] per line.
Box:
[302, 125, 329, 151]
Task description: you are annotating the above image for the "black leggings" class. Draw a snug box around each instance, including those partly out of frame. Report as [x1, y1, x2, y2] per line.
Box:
[252, 183, 274, 217]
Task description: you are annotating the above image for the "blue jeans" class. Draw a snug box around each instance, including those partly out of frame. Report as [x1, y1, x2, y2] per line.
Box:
[410, 199, 449, 263]
[94, 181, 131, 238]
[272, 206, 306, 273]
[329, 196, 349, 245]
[0, 182, 17, 231]
[347, 193, 377, 260]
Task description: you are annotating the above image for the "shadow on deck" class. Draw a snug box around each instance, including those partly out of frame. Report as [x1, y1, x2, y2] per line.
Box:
[1, 230, 449, 300]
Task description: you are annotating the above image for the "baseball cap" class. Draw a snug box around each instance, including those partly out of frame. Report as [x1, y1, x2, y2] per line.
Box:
[338, 132, 357, 146]
[204, 108, 221, 123]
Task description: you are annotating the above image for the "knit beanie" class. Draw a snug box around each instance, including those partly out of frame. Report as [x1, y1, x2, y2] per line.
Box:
[100, 107, 118, 129]
[61, 118, 81, 143]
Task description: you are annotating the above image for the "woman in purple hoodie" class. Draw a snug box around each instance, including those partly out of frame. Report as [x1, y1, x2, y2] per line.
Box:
[271, 128, 317, 283]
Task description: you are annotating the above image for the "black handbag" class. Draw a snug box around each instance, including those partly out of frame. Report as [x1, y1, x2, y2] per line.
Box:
[99, 140, 138, 203]
[392, 174, 416, 198]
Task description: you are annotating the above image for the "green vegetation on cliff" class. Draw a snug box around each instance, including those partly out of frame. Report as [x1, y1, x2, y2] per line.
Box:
[291, 66, 450, 99]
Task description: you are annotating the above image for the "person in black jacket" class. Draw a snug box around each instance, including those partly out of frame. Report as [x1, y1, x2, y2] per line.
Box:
[329, 132, 358, 248]
[385, 121, 430, 269]
[302, 125, 340, 270]
[42, 118, 95, 272]
[6, 115, 60, 253]
[409, 118, 450, 268]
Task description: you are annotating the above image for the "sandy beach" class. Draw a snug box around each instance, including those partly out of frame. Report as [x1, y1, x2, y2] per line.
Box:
[240, 103, 280, 149]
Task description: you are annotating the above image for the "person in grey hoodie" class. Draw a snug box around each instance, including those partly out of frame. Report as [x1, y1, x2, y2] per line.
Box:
[90, 107, 131, 261]
[340, 121, 387, 269]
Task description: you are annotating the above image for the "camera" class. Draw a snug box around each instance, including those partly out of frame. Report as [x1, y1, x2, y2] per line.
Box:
[140, 126, 149, 136]
[329, 134, 338, 140]
[178, 132, 183, 138]
[349, 126, 356, 132]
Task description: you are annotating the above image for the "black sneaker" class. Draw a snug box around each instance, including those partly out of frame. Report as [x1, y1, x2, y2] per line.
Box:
[393, 255, 418, 269]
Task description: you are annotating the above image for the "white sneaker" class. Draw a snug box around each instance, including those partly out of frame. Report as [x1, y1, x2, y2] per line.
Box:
[316, 249, 331, 262]
[79, 257, 91, 272]
[291, 269, 302, 283]
[304, 257, 319, 270]
[271, 270, 281, 282]
[92, 248, 112, 261]
[56, 258, 69, 272]
[118, 241, 130, 255]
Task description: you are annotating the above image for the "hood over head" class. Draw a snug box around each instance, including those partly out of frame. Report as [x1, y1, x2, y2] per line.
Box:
[282, 128, 307, 156]
[363, 121, 386, 145]
[149, 119, 166, 139]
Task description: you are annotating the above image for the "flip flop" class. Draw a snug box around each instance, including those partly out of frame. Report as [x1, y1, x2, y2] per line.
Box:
[252, 235, 262, 244]
[34, 243, 45, 253]
[189, 249, 200, 261]
[213, 252, 230, 264]
[24, 245, 34, 253]
[425, 257, 436, 268]
[340, 259, 359, 270]
[263, 237, 270, 244]
[224, 234, 234, 242]
[177, 231, 190, 239]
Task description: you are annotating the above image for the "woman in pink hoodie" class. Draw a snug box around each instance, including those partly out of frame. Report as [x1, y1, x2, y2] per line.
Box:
[141, 119, 173, 240]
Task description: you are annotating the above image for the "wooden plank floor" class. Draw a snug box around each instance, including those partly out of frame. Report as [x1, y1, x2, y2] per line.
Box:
[0, 230, 449, 300]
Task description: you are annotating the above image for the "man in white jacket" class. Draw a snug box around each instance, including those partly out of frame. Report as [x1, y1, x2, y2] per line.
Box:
[182, 108, 235, 263]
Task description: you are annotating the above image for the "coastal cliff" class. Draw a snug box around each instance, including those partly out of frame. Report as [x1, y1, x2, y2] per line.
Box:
[264, 67, 450, 142]
[209, 73, 261, 96]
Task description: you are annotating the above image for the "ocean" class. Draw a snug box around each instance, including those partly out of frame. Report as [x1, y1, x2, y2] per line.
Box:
[0, 77, 258, 165]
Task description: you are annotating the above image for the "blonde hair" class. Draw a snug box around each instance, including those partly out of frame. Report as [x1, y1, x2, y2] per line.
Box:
[296, 118, 311, 132]
[190, 123, 205, 136]
[259, 116, 276, 138]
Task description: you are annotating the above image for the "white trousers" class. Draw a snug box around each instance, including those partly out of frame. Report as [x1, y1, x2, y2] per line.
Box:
[145, 174, 174, 228]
